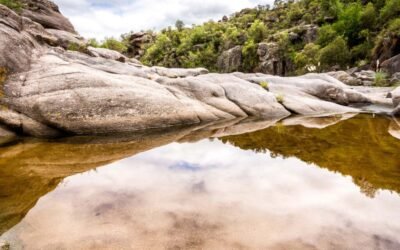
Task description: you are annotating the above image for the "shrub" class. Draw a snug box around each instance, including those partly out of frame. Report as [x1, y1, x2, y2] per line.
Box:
[380, 0, 400, 23]
[247, 20, 267, 43]
[333, 2, 363, 47]
[294, 43, 320, 74]
[101, 37, 127, 53]
[360, 3, 376, 29]
[0, 0, 23, 11]
[374, 72, 388, 87]
[302, 13, 313, 24]
[260, 81, 269, 89]
[318, 36, 350, 70]
[317, 25, 337, 47]
[387, 18, 400, 36]
[67, 43, 89, 54]
[288, 5, 303, 22]
[143, 34, 172, 65]
[241, 39, 258, 72]
[87, 38, 100, 48]
[0, 67, 8, 97]
[276, 93, 284, 103]
[320, 0, 342, 19]
[350, 40, 372, 63]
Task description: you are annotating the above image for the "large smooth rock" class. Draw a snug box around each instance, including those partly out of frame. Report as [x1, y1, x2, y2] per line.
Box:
[3, 52, 290, 135]
[234, 72, 370, 105]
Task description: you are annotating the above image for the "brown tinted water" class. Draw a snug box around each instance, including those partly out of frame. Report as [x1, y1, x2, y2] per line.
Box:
[0, 114, 400, 249]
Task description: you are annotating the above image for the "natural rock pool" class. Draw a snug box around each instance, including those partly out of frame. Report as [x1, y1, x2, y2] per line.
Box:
[0, 114, 400, 249]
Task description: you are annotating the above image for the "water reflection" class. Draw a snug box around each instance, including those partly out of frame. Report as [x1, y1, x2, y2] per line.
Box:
[221, 114, 400, 197]
[0, 115, 399, 249]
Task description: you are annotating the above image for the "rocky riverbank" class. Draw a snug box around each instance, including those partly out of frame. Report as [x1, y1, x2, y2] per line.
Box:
[0, 0, 399, 139]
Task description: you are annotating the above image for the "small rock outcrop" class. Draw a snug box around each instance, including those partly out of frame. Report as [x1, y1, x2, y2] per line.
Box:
[126, 32, 154, 59]
[372, 33, 400, 69]
[390, 72, 400, 84]
[257, 42, 282, 75]
[327, 71, 362, 86]
[381, 54, 400, 76]
[217, 46, 242, 73]
[20, 0, 76, 33]
[87, 46, 128, 62]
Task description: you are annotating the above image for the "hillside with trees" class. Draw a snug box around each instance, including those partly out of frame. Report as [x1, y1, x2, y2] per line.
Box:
[116, 0, 399, 80]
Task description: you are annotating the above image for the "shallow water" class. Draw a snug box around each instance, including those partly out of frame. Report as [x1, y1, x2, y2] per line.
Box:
[0, 114, 400, 249]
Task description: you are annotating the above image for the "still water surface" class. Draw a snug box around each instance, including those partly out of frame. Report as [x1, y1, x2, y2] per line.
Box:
[0, 114, 400, 249]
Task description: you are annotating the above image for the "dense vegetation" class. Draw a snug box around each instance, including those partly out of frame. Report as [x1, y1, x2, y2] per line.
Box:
[105, 0, 400, 75]
[0, 0, 23, 11]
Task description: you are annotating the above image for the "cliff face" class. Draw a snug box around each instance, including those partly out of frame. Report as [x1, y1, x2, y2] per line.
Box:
[0, 0, 398, 139]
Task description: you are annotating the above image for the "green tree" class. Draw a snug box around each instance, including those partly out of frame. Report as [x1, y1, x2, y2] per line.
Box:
[143, 34, 172, 65]
[360, 3, 376, 29]
[380, 0, 400, 23]
[241, 39, 258, 72]
[318, 36, 350, 69]
[294, 43, 321, 73]
[320, 0, 342, 19]
[333, 2, 363, 47]
[317, 25, 337, 47]
[247, 20, 267, 43]
[175, 20, 185, 31]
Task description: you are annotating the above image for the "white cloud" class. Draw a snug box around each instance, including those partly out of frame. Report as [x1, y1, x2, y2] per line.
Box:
[53, 0, 275, 40]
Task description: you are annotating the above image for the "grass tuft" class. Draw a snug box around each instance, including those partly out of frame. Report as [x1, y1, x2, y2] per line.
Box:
[374, 72, 388, 87]
[260, 81, 269, 90]
[276, 93, 285, 103]
[0, 67, 8, 98]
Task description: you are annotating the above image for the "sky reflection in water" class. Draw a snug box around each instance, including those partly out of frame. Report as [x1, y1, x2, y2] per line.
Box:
[1, 131, 400, 249]
[0, 114, 400, 249]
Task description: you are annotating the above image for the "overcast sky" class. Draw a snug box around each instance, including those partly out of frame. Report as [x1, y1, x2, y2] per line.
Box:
[53, 0, 275, 40]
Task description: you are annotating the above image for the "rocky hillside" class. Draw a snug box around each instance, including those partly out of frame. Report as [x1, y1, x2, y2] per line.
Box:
[124, 0, 399, 82]
[0, 0, 400, 140]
